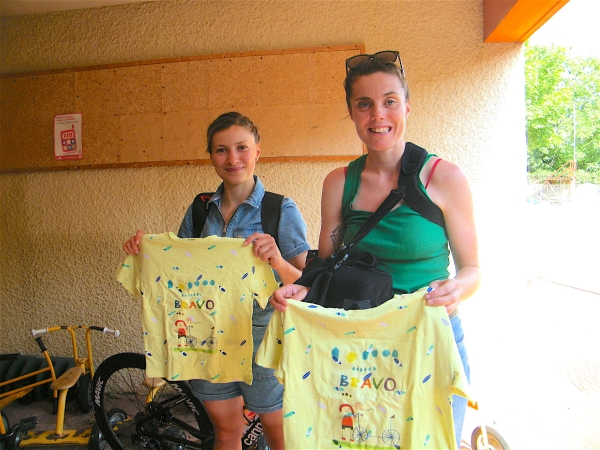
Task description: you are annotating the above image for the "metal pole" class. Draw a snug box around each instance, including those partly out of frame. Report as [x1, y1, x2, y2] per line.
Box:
[573, 101, 576, 166]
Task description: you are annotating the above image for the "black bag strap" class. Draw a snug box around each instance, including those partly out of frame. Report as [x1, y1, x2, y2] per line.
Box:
[346, 188, 403, 247]
[400, 143, 446, 229]
[191, 193, 213, 238]
[331, 143, 445, 266]
[260, 192, 283, 249]
[191, 191, 283, 247]
[330, 184, 403, 268]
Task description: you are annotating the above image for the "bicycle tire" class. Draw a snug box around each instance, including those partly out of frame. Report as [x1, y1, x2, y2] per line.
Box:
[89, 422, 106, 450]
[352, 426, 368, 443]
[3, 357, 27, 394]
[92, 352, 214, 450]
[16, 356, 43, 404]
[206, 337, 217, 350]
[34, 359, 50, 401]
[1, 411, 9, 450]
[382, 428, 400, 446]
[89, 408, 127, 450]
[6, 430, 24, 450]
[77, 372, 93, 413]
[0, 357, 18, 393]
[471, 426, 510, 450]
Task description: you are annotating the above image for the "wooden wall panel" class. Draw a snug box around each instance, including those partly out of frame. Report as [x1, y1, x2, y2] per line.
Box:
[0, 45, 364, 173]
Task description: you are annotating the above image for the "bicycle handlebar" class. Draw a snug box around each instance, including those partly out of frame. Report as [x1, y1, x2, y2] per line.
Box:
[93, 326, 121, 337]
[31, 326, 120, 338]
[31, 328, 48, 337]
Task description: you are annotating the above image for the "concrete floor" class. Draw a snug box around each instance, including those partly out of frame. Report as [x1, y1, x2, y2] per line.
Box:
[461, 278, 600, 450]
[2, 398, 94, 449]
[460, 199, 600, 449]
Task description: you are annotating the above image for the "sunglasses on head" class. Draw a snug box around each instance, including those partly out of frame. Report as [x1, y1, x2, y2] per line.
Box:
[345, 50, 404, 75]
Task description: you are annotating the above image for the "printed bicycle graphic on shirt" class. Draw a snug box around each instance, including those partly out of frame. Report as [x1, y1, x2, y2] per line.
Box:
[174, 318, 218, 351]
[337, 403, 400, 448]
[353, 414, 400, 448]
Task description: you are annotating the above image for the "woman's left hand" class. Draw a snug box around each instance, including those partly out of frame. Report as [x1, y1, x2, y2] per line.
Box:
[423, 279, 462, 315]
[244, 232, 285, 271]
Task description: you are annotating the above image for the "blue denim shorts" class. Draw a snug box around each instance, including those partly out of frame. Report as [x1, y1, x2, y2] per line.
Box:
[188, 324, 283, 414]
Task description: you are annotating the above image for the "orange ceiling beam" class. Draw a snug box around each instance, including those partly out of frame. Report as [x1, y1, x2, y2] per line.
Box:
[484, 0, 570, 43]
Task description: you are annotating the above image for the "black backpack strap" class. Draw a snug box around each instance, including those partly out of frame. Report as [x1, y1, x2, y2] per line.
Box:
[191, 192, 214, 238]
[191, 191, 283, 245]
[400, 143, 446, 229]
[261, 192, 284, 249]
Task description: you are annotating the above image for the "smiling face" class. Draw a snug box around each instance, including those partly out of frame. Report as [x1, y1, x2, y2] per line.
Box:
[348, 71, 411, 153]
[209, 125, 260, 187]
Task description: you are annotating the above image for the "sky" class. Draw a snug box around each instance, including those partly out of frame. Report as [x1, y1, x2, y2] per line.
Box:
[527, 0, 600, 58]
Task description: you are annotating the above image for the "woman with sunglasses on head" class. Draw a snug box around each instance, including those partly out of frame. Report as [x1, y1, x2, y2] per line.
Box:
[271, 51, 481, 447]
[124, 111, 310, 450]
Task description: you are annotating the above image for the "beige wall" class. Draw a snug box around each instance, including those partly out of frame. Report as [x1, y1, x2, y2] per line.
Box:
[0, 0, 525, 358]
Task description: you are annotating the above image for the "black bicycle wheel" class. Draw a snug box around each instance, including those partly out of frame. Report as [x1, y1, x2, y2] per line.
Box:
[3, 357, 27, 394]
[471, 426, 510, 450]
[16, 357, 43, 404]
[92, 352, 214, 450]
[89, 408, 127, 450]
[34, 359, 50, 401]
[1, 411, 9, 450]
[77, 372, 93, 413]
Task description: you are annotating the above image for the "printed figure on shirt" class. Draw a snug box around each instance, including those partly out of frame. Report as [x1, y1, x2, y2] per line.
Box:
[175, 317, 189, 348]
[339, 403, 355, 441]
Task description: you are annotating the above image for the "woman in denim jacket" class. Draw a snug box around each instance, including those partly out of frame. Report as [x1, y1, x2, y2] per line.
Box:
[124, 111, 309, 450]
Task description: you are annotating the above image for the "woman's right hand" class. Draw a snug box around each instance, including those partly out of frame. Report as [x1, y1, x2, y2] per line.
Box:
[123, 230, 144, 255]
[270, 284, 310, 312]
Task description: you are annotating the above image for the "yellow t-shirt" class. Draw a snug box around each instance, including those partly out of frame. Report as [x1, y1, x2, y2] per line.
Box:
[255, 289, 471, 450]
[117, 232, 278, 383]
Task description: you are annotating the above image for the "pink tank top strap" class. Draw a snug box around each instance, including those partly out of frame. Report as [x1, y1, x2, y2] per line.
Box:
[425, 158, 442, 189]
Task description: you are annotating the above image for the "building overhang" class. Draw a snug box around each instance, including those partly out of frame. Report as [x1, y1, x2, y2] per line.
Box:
[484, 0, 570, 43]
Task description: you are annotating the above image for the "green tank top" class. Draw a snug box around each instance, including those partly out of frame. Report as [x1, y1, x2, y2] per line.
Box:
[342, 154, 450, 294]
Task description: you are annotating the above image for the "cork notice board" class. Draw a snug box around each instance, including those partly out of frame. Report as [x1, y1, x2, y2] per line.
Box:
[0, 45, 365, 173]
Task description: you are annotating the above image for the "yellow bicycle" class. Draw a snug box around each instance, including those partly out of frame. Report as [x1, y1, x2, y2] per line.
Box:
[0, 325, 119, 449]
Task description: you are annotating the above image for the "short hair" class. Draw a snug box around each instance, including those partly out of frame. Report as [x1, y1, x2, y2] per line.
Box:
[343, 59, 410, 111]
[206, 112, 260, 154]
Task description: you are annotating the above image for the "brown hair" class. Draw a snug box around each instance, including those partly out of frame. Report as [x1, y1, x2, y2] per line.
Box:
[206, 111, 260, 154]
[343, 59, 410, 111]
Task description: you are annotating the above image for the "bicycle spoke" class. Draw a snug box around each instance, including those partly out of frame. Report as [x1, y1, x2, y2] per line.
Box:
[92, 353, 213, 450]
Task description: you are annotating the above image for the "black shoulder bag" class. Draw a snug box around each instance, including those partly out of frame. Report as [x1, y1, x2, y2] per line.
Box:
[295, 187, 403, 310]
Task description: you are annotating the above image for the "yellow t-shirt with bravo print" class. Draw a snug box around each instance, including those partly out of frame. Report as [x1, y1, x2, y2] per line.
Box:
[117, 232, 278, 383]
[255, 289, 471, 450]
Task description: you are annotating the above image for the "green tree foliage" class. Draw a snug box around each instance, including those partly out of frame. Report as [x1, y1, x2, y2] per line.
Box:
[525, 42, 600, 184]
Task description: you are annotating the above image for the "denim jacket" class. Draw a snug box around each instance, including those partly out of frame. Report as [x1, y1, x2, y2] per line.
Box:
[177, 176, 310, 325]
